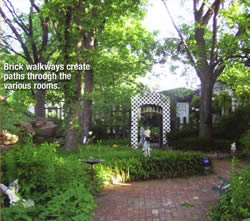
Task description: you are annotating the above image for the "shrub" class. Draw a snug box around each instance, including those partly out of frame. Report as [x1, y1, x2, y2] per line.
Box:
[240, 129, 250, 158]
[209, 158, 250, 220]
[213, 106, 250, 141]
[1, 142, 96, 221]
[101, 138, 130, 146]
[86, 147, 207, 183]
[172, 137, 232, 152]
[166, 125, 199, 147]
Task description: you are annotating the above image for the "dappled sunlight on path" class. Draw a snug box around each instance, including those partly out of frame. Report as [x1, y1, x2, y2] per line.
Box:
[94, 159, 248, 221]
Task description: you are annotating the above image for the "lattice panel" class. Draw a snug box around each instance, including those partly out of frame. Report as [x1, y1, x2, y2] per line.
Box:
[131, 92, 170, 149]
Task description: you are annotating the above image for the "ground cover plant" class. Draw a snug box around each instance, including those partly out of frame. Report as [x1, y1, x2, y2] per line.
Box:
[1, 143, 96, 221]
[1, 141, 207, 220]
[209, 158, 250, 220]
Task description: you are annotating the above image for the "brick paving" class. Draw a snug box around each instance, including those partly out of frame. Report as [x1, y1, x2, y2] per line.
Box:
[94, 159, 248, 221]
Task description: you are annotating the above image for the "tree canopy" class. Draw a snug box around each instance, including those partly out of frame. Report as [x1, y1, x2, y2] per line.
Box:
[160, 0, 249, 137]
[1, 0, 156, 151]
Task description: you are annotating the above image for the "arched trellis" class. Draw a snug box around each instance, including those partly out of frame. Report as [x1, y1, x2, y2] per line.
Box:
[131, 92, 171, 149]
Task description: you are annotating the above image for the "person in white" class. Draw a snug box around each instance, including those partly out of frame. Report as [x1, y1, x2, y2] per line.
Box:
[140, 122, 151, 157]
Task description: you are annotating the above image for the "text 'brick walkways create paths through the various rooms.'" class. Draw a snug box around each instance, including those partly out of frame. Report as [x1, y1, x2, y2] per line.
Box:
[94, 160, 248, 221]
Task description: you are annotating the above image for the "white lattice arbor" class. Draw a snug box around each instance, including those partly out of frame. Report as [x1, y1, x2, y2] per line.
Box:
[131, 92, 171, 149]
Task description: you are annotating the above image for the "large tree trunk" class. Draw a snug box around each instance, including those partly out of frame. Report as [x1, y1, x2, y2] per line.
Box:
[64, 72, 82, 151]
[82, 30, 95, 144]
[64, 112, 79, 151]
[82, 69, 94, 143]
[199, 79, 214, 137]
[35, 89, 46, 118]
[63, 6, 81, 152]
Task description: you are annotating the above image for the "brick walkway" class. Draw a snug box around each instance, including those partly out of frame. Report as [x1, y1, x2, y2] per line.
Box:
[94, 159, 248, 221]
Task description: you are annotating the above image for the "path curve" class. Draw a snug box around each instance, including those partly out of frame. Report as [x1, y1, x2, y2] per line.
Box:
[94, 159, 247, 221]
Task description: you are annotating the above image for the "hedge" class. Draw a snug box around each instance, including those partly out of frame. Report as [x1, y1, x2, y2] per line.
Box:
[87, 147, 207, 184]
[172, 137, 232, 152]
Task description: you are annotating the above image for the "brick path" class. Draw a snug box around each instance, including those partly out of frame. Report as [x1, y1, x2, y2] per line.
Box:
[94, 159, 248, 221]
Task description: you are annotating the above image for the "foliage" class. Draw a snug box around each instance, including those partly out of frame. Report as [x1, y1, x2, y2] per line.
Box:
[0, 55, 33, 134]
[1, 102, 29, 134]
[78, 145, 206, 183]
[1, 143, 96, 220]
[219, 63, 250, 106]
[167, 125, 199, 147]
[190, 95, 200, 109]
[213, 92, 232, 115]
[209, 158, 250, 220]
[213, 106, 250, 142]
[100, 138, 130, 146]
[172, 137, 232, 153]
[217, 0, 250, 106]
[240, 129, 250, 158]
[167, 106, 249, 153]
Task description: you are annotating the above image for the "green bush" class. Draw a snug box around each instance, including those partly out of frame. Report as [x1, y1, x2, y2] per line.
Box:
[240, 129, 250, 158]
[214, 106, 250, 142]
[166, 125, 199, 147]
[172, 137, 232, 152]
[1, 143, 96, 221]
[209, 159, 250, 220]
[79, 146, 207, 183]
[100, 138, 130, 146]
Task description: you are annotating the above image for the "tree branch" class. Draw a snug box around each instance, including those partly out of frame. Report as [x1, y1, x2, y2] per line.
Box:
[29, 0, 49, 61]
[0, 7, 33, 63]
[28, 6, 39, 63]
[1, 42, 27, 60]
[3, 0, 30, 36]
[210, 0, 220, 66]
[202, 0, 221, 25]
[161, 0, 197, 69]
[30, 0, 40, 13]
[1, 34, 18, 41]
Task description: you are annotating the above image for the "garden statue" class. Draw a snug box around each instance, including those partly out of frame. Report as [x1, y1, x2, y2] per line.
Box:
[83, 131, 94, 145]
[1, 179, 34, 208]
[231, 142, 236, 154]
[140, 125, 151, 157]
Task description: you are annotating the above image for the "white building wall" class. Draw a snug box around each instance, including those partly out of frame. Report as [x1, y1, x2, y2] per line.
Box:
[176, 102, 189, 124]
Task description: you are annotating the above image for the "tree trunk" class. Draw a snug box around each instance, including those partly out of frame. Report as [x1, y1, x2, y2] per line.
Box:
[64, 71, 82, 151]
[82, 69, 94, 143]
[35, 89, 46, 118]
[82, 30, 95, 144]
[199, 80, 214, 137]
[64, 113, 78, 151]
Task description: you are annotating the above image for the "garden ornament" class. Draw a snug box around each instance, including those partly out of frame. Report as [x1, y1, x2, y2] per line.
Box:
[212, 176, 231, 196]
[203, 158, 211, 175]
[83, 131, 94, 145]
[231, 142, 236, 154]
[141, 127, 151, 157]
[1, 179, 34, 208]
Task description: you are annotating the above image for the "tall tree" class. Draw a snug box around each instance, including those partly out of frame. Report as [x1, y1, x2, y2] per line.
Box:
[46, 0, 154, 151]
[161, 0, 249, 137]
[0, 0, 54, 118]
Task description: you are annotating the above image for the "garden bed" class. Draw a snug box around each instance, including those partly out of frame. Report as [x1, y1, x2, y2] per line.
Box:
[1, 142, 208, 220]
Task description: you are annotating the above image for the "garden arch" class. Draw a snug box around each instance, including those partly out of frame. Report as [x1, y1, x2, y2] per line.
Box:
[131, 92, 171, 149]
